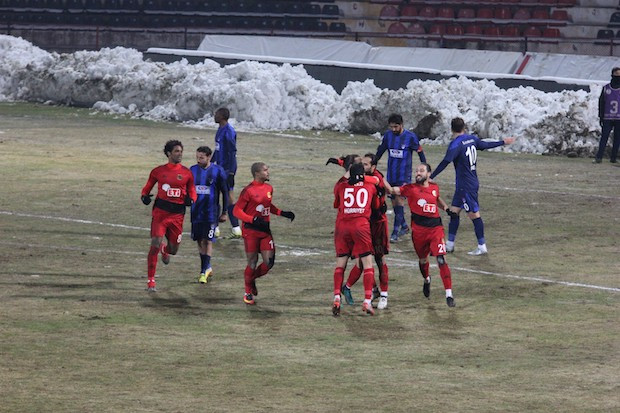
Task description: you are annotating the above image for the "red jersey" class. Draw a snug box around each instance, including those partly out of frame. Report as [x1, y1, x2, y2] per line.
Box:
[400, 182, 442, 227]
[233, 180, 282, 223]
[142, 163, 196, 213]
[370, 168, 387, 223]
[333, 179, 379, 222]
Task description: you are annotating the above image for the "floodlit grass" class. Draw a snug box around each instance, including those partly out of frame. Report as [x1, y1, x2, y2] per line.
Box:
[0, 102, 618, 412]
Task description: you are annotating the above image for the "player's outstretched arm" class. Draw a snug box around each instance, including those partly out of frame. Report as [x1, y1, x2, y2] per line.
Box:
[280, 211, 295, 222]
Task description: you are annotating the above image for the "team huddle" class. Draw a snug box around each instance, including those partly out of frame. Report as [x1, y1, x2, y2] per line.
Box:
[140, 110, 514, 315]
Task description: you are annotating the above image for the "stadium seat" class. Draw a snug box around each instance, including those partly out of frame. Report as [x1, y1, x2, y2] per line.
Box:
[532, 9, 550, 20]
[84, 0, 103, 11]
[387, 21, 407, 34]
[597, 29, 614, 39]
[159, 0, 177, 12]
[308, 4, 321, 15]
[271, 2, 286, 15]
[428, 24, 446, 35]
[254, 2, 275, 14]
[465, 24, 483, 36]
[406, 22, 425, 34]
[46, 0, 64, 10]
[66, 0, 84, 11]
[256, 18, 273, 30]
[494, 7, 512, 20]
[437, 7, 454, 19]
[143, 0, 159, 11]
[400, 5, 417, 18]
[616, 29, 620, 38]
[512, 8, 531, 21]
[542, 27, 561, 37]
[418, 6, 436, 19]
[445, 24, 464, 36]
[523, 26, 542, 37]
[501, 26, 520, 37]
[329, 21, 346, 32]
[286, 3, 308, 15]
[551, 9, 569, 21]
[379, 5, 399, 18]
[322, 5, 339, 16]
[457, 8, 475, 19]
[120, 0, 140, 11]
[611, 12, 620, 24]
[538, 0, 557, 4]
[483, 26, 501, 36]
[315, 21, 327, 31]
[476, 8, 493, 20]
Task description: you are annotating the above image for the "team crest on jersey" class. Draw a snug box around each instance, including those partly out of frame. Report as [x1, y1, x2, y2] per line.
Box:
[432, 189, 437, 197]
[267, 192, 272, 199]
[177, 174, 183, 180]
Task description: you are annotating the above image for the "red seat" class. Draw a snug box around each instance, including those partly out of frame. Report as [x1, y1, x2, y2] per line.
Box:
[551, 9, 569, 21]
[513, 8, 531, 20]
[419, 6, 436, 19]
[380, 5, 399, 18]
[438, 7, 454, 19]
[532, 9, 551, 20]
[501, 26, 520, 37]
[542, 27, 561, 37]
[429, 24, 446, 35]
[494, 7, 512, 20]
[446, 24, 464, 36]
[465, 24, 483, 35]
[484, 26, 501, 36]
[457, 8, 475, 19]
[539, 0, 557, 4]
[400, 5, 417, 18]
[387, 22, 407, 34]
[523, 26, 542, 37]
[407, 23, 426, 34]
[477, 8, 493, 19]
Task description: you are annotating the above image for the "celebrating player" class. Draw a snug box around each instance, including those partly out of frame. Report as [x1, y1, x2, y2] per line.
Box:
[141, 140, 196, 292]
[392, 163, 456, 307]
[430, 117, 515, 255]
[189, 146, 229, 284]
[332, 161, 380, 316]
[375, 113, 426, 243]
[233, 162, 295, 305]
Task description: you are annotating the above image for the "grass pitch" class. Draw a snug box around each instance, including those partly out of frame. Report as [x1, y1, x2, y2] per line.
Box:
[0, 103, 618, 412]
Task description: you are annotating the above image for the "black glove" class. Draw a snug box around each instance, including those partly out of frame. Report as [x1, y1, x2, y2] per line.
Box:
[184, 195, 193, 206]
[380, 203, 387, 214]
[445, 207, 458, 218]
[227, 174, 235, 190]
[325, 157, 340, 166]
[141, 194, 152, 205]
[281, 211, 295, 222]
[376, 186, 385, 198]
[252, 216, 270, 232]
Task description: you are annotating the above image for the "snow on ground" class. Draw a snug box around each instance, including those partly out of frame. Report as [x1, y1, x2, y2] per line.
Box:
[0, 35, 604, 156]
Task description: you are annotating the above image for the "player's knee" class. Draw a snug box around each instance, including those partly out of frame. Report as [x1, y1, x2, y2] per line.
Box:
[419, 258, 428, 264]
[437, 255, 446, 266]
[268, 255, 275, 269]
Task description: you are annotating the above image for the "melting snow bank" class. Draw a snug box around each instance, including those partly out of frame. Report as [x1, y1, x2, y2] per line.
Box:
[0, 35, 603, 156]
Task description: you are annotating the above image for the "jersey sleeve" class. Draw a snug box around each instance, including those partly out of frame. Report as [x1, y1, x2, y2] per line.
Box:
[141, 169, 157, 196]
[375, 134, 388, 160]
[218, 168, 229, 213]
[333, 182, 342, 209]
[477, 138, 505, 151]
[186, 170, 197, 202]
[233, 187, 253, 223]
[223, 129, 237, 175]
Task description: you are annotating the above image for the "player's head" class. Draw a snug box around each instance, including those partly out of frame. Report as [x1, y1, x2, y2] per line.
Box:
[451, 117, 466, 134]
[196, 146, 212, 168]
[251, 162, 269, 182]
[164, 140, 183, 163]
[388, 113, 404, 135]
[612, 67, 620, 76]
[343, 154, 361, 171]
[348, 162, 365, 185]
[415, 163, 432, 184]
[214, 107, 230, 123]
[363, 153, 377, 174]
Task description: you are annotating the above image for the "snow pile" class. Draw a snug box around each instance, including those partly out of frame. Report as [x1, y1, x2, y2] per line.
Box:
[0, 35, 603, 156]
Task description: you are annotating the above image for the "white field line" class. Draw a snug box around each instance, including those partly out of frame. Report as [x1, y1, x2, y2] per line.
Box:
[485, 185, 620, 200]
[2, 210, 619, 293]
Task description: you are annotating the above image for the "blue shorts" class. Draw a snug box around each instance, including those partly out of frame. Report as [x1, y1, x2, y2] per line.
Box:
[451, 189, 480, 213]
[191, 222, 217, 242]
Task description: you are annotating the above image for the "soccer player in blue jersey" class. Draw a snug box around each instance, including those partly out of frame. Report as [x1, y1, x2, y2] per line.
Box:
[190, 146, 229, 283]
[430, 117, 514, 255]
[594, 67, 620, 163]
[213, 107, 241, 238]
[375, 113, 426, 242]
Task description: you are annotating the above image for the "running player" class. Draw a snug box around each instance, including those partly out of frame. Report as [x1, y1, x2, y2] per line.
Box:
[233, 162, 295, 305]
[141, 140, 196, 292]
[430, 117, 515, 255]
[332, 161, 380, 316]
[392, 163, 456, 307]
[189, 146, 229, 284]
[375, 113, 426, 243]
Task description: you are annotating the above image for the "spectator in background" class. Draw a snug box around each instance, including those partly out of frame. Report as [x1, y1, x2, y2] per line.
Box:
[595, 67, 620, 164]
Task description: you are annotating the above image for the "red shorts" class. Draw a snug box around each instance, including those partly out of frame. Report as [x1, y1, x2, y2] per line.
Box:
[242, 227, 274, 253]
[150, 208, 184, 245]
[371, 218, 389, 258]
[334, 218, 373, 258]
[411, 223, 446, 258]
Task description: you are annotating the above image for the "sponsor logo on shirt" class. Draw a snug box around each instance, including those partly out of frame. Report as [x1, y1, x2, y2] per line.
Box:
[417, 198, 436, 213]
[196, 185, 210, 195]
[167, 188, 181, 197]
[389, 149, 404, 158]
[344, 207, 365, 214]
[461, 139, 475, 145]
[256, 204, 270, 216]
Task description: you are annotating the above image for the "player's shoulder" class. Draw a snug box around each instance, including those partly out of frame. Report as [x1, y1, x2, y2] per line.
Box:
[428, 182, 440, 191]
[404, 129, 420, 140]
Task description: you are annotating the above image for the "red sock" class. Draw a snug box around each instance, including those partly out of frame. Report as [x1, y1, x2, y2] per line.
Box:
[253, 263, 270, 280]
[439, 262, 452, 290]
[244, 266, 254, 294]
[379, 263, 389, 292]
[363, 268, 375, 300]
[333, 267, 345, 296]
[147, 246, 158, 281]
[418, 261, 430, 280]
[345, 265, 362, 287]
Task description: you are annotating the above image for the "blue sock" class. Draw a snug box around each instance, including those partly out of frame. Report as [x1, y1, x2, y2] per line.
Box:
[393, 205, 404, 234]
[228, 203, 239, 227]
[200, 254, 211, 272]
[472, 217, 485, 245]
[448, 215, 460, 242]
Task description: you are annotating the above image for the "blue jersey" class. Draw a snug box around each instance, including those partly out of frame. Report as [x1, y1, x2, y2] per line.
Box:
[213, 123, 237, 175]
[190, 163, 229, 224]
[375, 129, 425, 185]
[431, 134, 505, 192]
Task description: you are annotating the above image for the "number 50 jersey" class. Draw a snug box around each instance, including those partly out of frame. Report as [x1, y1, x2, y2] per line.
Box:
[333, 178, 379, 222]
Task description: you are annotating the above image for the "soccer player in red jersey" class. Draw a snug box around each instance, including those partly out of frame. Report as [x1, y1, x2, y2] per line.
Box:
[233, 162, 295, 305]
[392, 163, 456, 307]
[341, 153, 391, 310]
[141, 140, 197, 292]
[332, 161, 380, 316]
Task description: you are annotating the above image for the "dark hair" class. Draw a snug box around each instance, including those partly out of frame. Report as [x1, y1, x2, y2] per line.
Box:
[421, 162, 432, 173]
[343, 154, 360, 171]
[348, 163, 365, 185]
[164, 140, 183, 156]
[388, 113, 403, 125]
[364, 153, 378, 166]
[612, 67, 620, 75]
[251, 162, 266, 177]
[196, 146, 212, 156]
[451, 117, 465, 133]
[216, 107, 230, 120]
